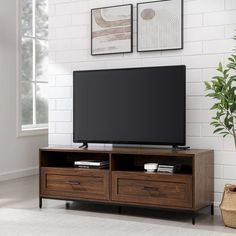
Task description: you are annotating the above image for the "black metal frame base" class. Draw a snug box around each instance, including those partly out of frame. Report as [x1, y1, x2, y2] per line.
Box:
[192, 203, 214, 225]
[39, 197, 214, 225]
[39, 197, 42, 209]
[211, 203, 214, 215]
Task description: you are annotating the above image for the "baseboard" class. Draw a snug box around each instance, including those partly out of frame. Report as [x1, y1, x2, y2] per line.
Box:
[213, 202, 221, 215]
[0, 167, 38, 182]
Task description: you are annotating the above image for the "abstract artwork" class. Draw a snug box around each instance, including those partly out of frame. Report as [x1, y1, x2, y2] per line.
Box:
[137, 0, 183, 52]
[91, 4, 133, 55]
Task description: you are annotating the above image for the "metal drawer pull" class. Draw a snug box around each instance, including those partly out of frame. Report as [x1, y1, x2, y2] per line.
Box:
[65, 181, 80, 185]
[143, 186, 159, 191]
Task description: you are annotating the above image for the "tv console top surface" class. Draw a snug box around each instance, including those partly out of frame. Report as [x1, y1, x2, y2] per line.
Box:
[40, 145, 213, 157]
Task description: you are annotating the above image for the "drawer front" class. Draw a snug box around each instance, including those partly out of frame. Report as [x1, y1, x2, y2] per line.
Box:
[112, 172, 192, 208]
[41, 168, 109, 200]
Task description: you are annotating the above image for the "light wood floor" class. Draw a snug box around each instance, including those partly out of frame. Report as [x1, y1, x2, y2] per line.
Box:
[0, 175, 235, 236]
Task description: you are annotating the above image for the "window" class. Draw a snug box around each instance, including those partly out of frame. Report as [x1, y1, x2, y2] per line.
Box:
[19, 0, 48, 134]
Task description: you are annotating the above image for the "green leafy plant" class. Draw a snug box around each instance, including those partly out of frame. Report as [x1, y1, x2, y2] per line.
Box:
[205, 35, 236, 147]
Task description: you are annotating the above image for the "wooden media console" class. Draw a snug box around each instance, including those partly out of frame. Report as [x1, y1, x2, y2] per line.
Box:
[39, 146, 214, 224]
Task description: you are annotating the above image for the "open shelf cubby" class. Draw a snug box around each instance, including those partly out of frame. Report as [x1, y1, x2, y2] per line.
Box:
[41, 151, 109, 168]
[111, 154, 192, 174]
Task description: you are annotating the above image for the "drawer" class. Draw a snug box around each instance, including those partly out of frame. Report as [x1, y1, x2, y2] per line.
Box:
[41, 167, 109, 200]
[112, 171, 192, 208]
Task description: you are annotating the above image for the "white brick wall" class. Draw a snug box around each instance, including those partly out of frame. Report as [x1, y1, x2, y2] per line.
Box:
[48, 0, 236, 206]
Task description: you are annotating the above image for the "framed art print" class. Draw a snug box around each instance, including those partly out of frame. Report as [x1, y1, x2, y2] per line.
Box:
[137, 0, 183, 52]
[91, 4, 133, 55]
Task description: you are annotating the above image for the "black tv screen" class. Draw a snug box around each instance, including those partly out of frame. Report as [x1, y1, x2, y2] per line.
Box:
[73, 65, 186, 146]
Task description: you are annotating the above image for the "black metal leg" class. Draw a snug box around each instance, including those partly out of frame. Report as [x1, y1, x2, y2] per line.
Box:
[39, 197, 42, 209]
[65, 202, 70, 209]
[192, 212, 195, 225]
[118, 206, 122, 214]
[211, 203, 214, 215]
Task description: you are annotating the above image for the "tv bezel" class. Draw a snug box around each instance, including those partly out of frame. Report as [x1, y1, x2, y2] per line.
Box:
[73, 65, 186, 147]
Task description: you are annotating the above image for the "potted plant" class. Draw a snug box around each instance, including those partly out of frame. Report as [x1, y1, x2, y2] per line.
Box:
[205, 35, 236, 228]
[204, 35, 236, 147]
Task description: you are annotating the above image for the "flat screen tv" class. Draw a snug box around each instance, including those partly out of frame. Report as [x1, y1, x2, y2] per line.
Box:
[73, 65, 186, 147]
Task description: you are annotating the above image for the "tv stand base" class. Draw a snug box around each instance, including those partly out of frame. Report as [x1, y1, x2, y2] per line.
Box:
[172, 145, 190, 150]
[79, 143, 88, 149]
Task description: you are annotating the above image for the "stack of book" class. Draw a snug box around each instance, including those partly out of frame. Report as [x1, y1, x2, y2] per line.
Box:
[157, 165, 174, 174]
[74, 160, 109, 169]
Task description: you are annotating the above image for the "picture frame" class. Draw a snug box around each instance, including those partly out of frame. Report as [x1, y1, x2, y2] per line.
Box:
[91, 4, 133, 56]
[137, 0, 183, 52]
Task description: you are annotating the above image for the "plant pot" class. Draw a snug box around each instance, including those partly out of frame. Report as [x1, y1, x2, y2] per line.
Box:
[220, 184, 236, 228]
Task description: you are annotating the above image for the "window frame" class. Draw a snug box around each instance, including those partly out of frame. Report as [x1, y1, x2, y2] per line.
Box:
[17, 0, 48, 137]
